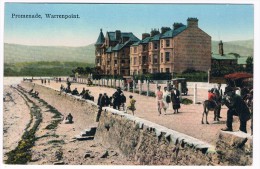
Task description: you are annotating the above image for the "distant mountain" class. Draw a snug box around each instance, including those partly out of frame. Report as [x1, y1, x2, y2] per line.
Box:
[4, 43, 95, 63]
[212, 39, 253, 56]
[4, 39, 254, 64]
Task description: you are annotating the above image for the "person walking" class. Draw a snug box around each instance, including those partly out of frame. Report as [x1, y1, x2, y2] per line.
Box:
[127, 95, 136, 115]
[221, 87, 251, 133]
[156, 86, 164, 115]
[162, 86, 171, 115]
[171, 85, 181, 114]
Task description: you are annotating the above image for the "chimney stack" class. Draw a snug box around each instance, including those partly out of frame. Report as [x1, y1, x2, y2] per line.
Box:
[173, 23, 184, 30]
[187, 18, 198, 28]
[219, 40, 224, 56]
[150, 29, 160, 37]
[115, 30, 121, 41]
[161, 27, 171, 34]
[142, 33, 150, 40]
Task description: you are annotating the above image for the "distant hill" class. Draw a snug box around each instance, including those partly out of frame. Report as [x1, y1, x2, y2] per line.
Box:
[212, 39, 253, 56]
[4, 39, 253, 64]
[4, 43, 95, 63]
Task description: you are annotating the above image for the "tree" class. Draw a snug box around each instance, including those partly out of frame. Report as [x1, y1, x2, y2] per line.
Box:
[246, 56, 253, 73]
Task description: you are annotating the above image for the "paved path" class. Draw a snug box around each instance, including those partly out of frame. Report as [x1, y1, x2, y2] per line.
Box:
[33, 80, 250, 146]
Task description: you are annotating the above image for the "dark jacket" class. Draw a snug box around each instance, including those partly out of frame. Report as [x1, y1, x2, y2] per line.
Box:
[227, 94, 251, 122]
[101, 95, 110, 107]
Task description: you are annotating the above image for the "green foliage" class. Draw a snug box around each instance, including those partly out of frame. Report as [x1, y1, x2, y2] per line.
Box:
[246, 57, 253, 73]
[181, 98, 193, 105]
[133, 73, 171, 81]
[4, 61, 94, 76]
[174, 69, 208, 82]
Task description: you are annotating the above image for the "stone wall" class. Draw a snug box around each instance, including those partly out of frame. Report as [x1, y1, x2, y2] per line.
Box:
[95, 107, 218, 165]
[23, 83, 253, 165]
[215, 131, 253, 165]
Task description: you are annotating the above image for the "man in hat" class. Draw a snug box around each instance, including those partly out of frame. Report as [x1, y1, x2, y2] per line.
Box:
[215, 83, 223, 118]
[112, 87, 122, 110]
[221, 87, 251, 133]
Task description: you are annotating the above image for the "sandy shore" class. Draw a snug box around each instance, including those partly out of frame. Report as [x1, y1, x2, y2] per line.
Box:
[3, 82, 135, 165]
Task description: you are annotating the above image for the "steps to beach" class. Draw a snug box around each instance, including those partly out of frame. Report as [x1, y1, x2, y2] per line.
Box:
[75, 127, 97, 141]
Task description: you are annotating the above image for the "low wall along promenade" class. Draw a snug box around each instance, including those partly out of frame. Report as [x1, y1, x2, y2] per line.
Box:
[24, 82, 253, 165]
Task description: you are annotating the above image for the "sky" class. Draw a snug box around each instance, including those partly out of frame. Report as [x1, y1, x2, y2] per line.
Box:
[4, 3, 254, 46]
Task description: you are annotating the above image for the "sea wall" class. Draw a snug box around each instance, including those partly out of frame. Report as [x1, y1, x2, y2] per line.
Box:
[94, 107, 217, 165]
[21, 82, 253, 165]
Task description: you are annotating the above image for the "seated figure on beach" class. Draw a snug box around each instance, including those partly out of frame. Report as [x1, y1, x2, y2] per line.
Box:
[65, 113, 73, 124]
[71, 88, 79, 95]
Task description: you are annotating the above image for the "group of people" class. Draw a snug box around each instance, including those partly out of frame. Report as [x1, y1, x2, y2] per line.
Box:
[60, 81, 95, 101]
[41, 79, 50, 85]
[156, 85, 181, 115]
[207, 83, 253, 134]
[96, 87, 136, 115]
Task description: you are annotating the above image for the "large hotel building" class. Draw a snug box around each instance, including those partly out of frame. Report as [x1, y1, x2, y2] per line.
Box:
[95, 18, 212, 76]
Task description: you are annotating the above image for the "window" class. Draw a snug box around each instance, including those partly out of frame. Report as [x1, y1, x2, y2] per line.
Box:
[143, 45, 147, 51]
[166, 40, 170, 47]
[134, 57, 137, 65]
[166, 68, 170, 73]
[114, 70, 117, 74]
[161, 68, 163, 72]
[107, 61, 110, 65]
[149, 55, 151, 63]
[153, 69, 157, 73]
[139, 56, 141, 64]
[165, 52, 170, 62]
[114, 60, 117, 66]
[121, 60, 125, 63]
[161, 53, 163, 63]
[154, 43, 158, 49]
[161, 40, 163, 48]
[143, 69, 147, 73]
[134, 47, 137, 53]
[142, 56, 147, 64]
[121, 70, 125, 75]
[153, 55, 158, 63]
[115, 52, 118, 57]
[149, 43, 151, 49]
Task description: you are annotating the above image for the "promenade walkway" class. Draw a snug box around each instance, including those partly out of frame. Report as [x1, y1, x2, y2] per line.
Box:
[33, 80, 250, 146]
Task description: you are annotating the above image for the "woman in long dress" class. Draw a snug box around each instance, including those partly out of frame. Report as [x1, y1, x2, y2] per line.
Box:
[171, 85, 181, 113]
[162, 87, 170, 114]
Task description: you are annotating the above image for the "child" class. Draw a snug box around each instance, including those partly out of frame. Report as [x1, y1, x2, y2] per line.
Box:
[127, 95, 136, 115]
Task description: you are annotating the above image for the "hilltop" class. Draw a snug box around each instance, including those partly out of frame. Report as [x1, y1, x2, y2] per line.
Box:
[4, 39, 253, 64]
[4, 43, 95, 63]
[211, 39, 253, 56]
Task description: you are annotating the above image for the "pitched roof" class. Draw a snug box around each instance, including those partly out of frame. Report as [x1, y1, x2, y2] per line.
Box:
[140, 37, 152, 44]
[107, 32, 140, 42]
[112, 40, 133, 51]
[132, 41, 140, 46]
[95, 29, 105, 45]
[160, 26, 187, 39]
[151, 33, 161, 41]
[106, 46, 113, 53]
[212, 54, 237, 60]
